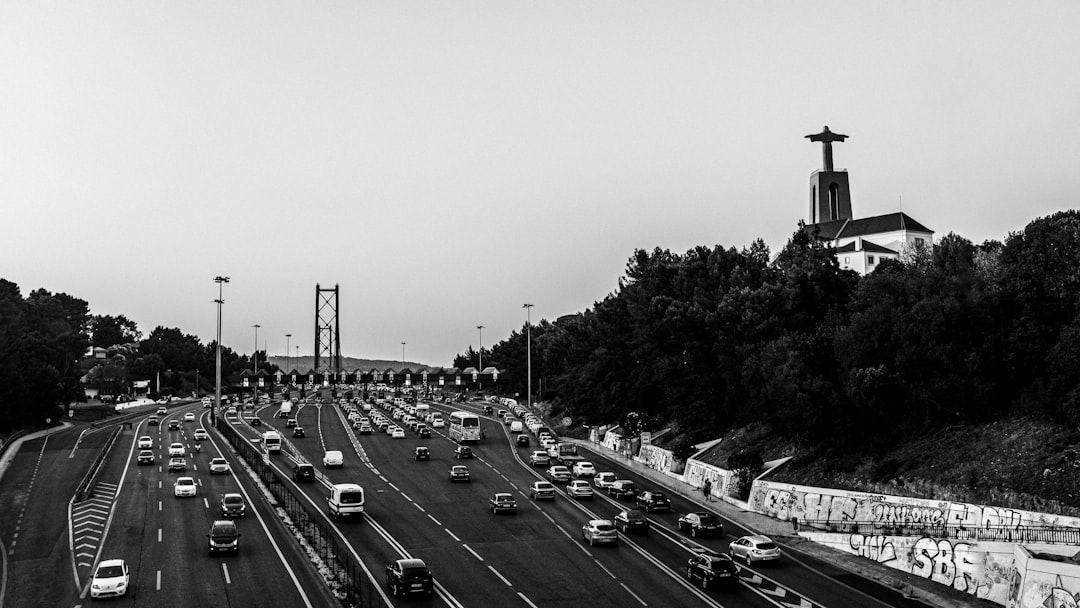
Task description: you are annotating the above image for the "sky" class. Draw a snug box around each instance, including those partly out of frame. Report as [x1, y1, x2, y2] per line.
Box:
[3, 2, 1079, 366]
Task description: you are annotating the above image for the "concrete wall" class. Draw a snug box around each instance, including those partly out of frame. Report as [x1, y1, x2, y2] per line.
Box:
[1008, 545, 1080, 608]
[749, 480, 1080, 532]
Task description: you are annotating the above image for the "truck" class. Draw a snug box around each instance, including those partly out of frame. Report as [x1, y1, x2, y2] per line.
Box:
[262, 431, 282, 454]
[278, 400, 293, 418]
[556, 443, 584, 466]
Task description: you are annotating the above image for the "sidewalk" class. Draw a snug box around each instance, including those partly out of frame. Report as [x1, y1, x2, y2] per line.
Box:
[563, 438, 996, 608]
[0, 422, 73, 486]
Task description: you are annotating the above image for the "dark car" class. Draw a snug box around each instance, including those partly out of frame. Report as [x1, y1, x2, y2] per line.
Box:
[413, 447, 430, 461]
[418, 427, 432, 439]
[148, 416, 160, 426]
[678, 512, 724, 538]
[292, 463, 315, 482]
[614, 509, 650, 533]
[448, 465, 470, 482]
[221, 493, 247, 518]
[686, 553, 740, 590]
[385, 558, 433, 597]
[285, 418, 297, 428]
[207, 520, 240, 555]
[137, 450, 155, 465]
[453, 446, 473, 459]
[636, 491, 672, 513]
[489, 492, 518, 514]
[516, 435, 530, 447]
[607, 480, 639, 499]
[168, 420, 181, 431]
[247, 416, 261, 427]
[292, 426, 305, 438]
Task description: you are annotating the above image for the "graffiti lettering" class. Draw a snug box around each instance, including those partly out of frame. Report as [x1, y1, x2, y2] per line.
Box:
[848, 534, 897, 564]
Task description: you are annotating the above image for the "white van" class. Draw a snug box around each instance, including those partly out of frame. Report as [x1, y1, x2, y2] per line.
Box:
[327, 483, 364, 520]
[262, 431, 282, 454]
[510, 420, 524, 433]
[322, 450, 343, 468]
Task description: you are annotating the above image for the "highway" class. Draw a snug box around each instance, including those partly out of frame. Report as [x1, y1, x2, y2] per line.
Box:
[0, 395, 933, 608]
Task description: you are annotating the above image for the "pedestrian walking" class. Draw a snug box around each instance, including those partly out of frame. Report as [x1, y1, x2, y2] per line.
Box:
[702, 479, 712, 501]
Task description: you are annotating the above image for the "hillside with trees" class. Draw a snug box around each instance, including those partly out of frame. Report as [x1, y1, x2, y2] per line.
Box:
[455, 210, 1080, 511]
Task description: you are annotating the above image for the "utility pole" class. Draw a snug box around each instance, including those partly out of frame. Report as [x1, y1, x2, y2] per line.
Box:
[523, 304, 533, 408]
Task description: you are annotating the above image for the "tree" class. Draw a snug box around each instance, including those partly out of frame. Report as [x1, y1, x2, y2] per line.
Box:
[89, 315, 141, 348]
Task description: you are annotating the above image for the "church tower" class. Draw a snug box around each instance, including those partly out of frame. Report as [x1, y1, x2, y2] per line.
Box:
[806, 126, 852, 224]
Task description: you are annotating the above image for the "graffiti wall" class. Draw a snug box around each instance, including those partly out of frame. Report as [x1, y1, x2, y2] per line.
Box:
[800, 532, 1067, 605]
[1008, 545, 1080, 608]
[638, 444, 677, 475]
[684, 459, 735, 499]
[750, 481, 1080, 534]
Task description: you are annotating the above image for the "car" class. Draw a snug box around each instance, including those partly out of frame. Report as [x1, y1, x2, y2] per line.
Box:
[147, 416, 159, 426]
[167, 457, 187, 472]
[418, 426, 432, 438]
[636, 490, 672, 513]
[431, 418, 444, 428]
[593, 472, 618, 488]
[614, 509, 650, 533]
[358, 423, 373, 435]
[193, 428, 209, 441]
[208, 519, 241, 555]
[489, 492, 518, 514]
[221, 493, 246, 517]
[686, 553, 741, 590]
[89, 558, 129, 598]
[581, 519, 618, 546]
[156, 406, 168, 415]
[729, 535, 782, 564]
[391, 427, 406, 439]
[566, 480, 594, 499]
[385, 558, 434, 597]
[286, 418, 297, 428]
[607, 480, 638, 499]
[168, 442, 185, 457]
[204, 457, 228, 474]
[293, 426, 306, 438]
[529, 451, 550, 467]
[413, 446, 430, 461]
[453, 446, 473, 459]
[678, 512, 724, 538]
[483, 405, 493, 414]
[137, 450, 155, 465]
[293, 463, 315, 482]
[448, 465, 470, 482]
[323, 450, 344, 468]
[547, 465, 572, 484]
[385, 424, 397, 435]
[516, 435, 530, 447]
[137, 435, 153, 449]
[572, 461, 596, 478]
[529, 481, 556, 500]
[173, 476, 197, 497]
[247, 416, 261, 427]
[226, 406, 237, 415]
[168, 420, 181, 431]
[184, 412, 195, 422]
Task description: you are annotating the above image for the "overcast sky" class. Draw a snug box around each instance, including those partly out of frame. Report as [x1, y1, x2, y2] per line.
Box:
[3, 2, 1079, 366]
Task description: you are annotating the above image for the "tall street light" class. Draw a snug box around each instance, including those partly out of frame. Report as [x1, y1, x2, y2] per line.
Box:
[252, 324, 260, 400]
[477, 325, 484, 391]
[214, 276, 230, 425]
[285, 333, 292, 372]
[523, 304, 533, 408]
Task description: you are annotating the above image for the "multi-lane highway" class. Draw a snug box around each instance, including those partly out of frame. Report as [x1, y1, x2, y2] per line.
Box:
[1, 395, 932, 608]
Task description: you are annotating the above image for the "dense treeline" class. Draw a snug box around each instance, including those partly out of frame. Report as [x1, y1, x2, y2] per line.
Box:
[0, 281, 274, 433]
[459, 211, 1080, 457]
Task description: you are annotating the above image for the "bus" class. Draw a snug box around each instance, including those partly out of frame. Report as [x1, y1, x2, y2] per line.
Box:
[448, 411, 482, 443]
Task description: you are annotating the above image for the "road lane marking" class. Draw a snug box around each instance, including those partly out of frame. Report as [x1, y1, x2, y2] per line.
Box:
[427, 514, 442, 525]
[445, 529, 460, 542]
[595, 559, 616, 578]
[620, 583, 648, 606]
[518, 592, 540, 608]
[158, 501, 162, 511]
[222, 563, 231, 584]
[463, 545, 484, 561]
[487, 565, 511, 586]
[156, 570, 161, 590]
[203, 498, 210, 509]
[158, 529, 161, 542]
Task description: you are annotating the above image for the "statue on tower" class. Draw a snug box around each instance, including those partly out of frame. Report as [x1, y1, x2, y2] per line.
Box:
[806, 126, 848, 172]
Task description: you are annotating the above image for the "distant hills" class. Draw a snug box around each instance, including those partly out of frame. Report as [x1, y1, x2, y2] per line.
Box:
[267, 356, 436, 372]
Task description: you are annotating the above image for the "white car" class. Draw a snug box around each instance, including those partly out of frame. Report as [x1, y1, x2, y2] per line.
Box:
[581, 519, 618, 546]
[173, 476, 197, 497]
[183, 412, 195, 422]
[567, 480, 594, 499]
[391, 427, 406, 439]
[89, 559, 129, 598]
[572, 461, 597, 477]
[593, 472, 618, 488]
[730, 535, 782, 564]
[137, 436, 153, 449]
[193, 428, 209, 441]
[431, 418, 445, 428]
[168, 443, 185, 457]
[209, 458, 230, 474]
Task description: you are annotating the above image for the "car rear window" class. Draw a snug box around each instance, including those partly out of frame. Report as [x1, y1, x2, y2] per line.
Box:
[340, 490, 363, 504]
[700, 514, 719, 524]
[595, 524, 615, 532]
[756, 542, 777, 550]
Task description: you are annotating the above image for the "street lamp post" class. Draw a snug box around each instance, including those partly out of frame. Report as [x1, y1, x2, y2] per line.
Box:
[214, 276, 230, 425]
[285, 333, 292, 373]
[477, 325, 484, 391]
[252, 323, 260, 400]
[523, 304, 533, 408]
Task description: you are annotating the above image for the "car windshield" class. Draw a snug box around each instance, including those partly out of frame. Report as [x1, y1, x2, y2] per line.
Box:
[625, 510, 645, 520]
[224, 496, 242, 505]
[178, 479, 194, 486]
[211, 459, 225, 465]
[213, 524, 234, 534]
[536, 483, 553, 489]
[96, 565, 124, 578]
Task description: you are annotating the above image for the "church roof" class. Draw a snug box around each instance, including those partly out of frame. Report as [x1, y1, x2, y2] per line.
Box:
[806, 212, 932, 241]
[834, 239, 897, 254]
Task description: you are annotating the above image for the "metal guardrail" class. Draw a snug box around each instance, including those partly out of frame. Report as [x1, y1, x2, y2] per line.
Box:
[796, 519, 1080, 544]
[216, 415, 387, 608]
[73, 425, 122, 502]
